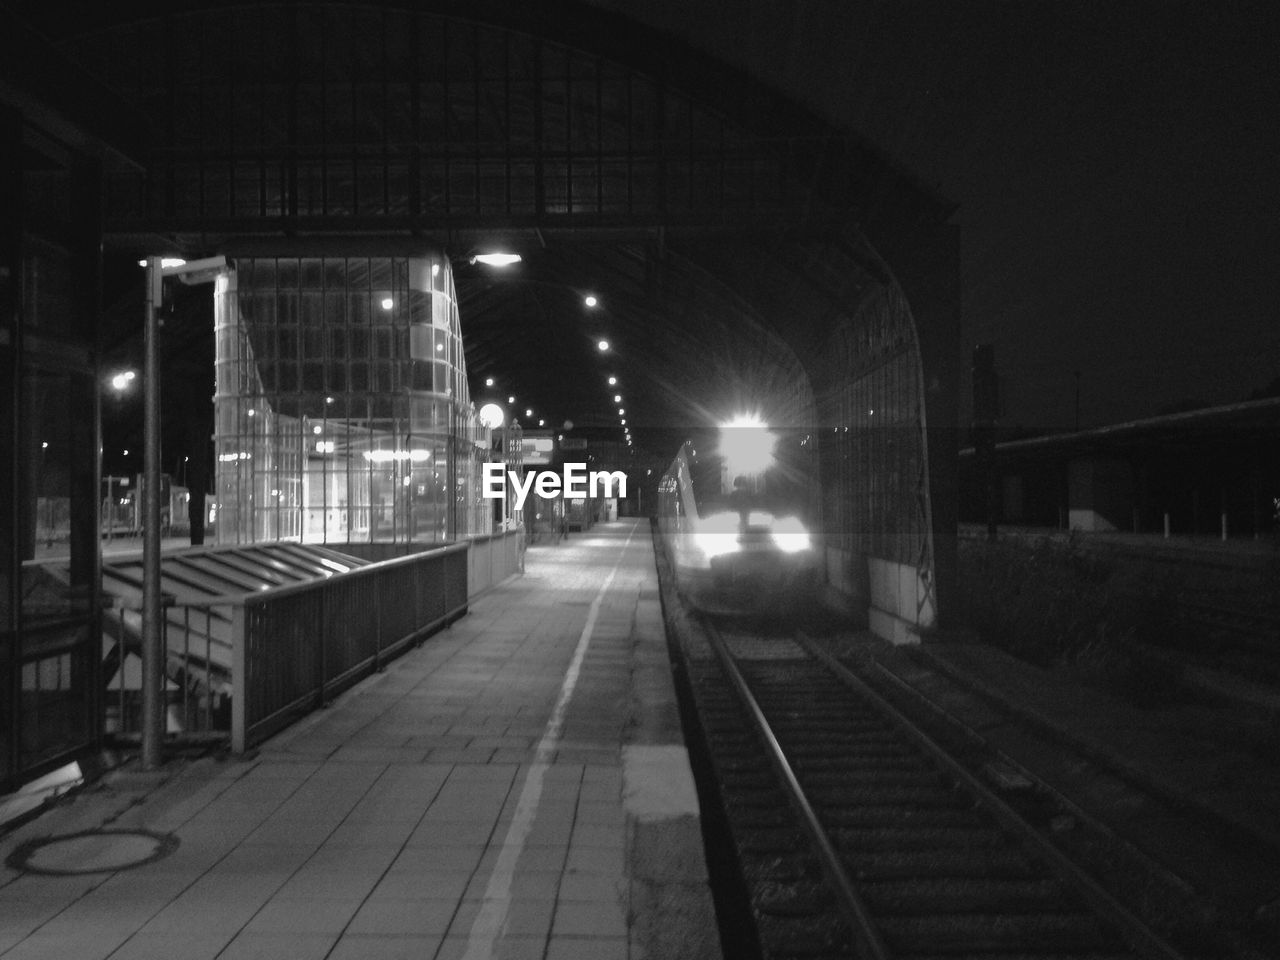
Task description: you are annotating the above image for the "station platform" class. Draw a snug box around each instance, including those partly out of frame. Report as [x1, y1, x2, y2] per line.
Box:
[0, 520, 721, 960]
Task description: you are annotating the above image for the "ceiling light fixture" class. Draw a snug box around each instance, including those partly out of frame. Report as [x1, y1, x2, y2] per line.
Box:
[470, 252, 522, 267]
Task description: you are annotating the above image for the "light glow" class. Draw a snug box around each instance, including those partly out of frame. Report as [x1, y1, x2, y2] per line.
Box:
[380, 297, 394, 310]
[584, 295, 598, 307]
[719, 415, 776, 477]
[772, 515, 811, 553]
[696, 511, 740, 559]
[472, 253, 522, 267]
[363, 449, 432, 463]
[608, 376, 617, 385]
[478, 403, 505, 429]
[109, 371, 137, 391]
[597, 340, 610, 352]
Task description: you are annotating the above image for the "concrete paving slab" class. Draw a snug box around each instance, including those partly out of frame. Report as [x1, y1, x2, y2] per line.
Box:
[0, 520, 721, 959]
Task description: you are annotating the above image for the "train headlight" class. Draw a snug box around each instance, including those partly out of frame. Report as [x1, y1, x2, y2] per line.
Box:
[772, 516, 810, 553]
[719, 415, 776, 476]
[696, 511, 740, 559]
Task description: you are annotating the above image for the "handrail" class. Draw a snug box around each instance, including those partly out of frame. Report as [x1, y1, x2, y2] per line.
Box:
[104, 532, 524, 754]
[234, 541, 468, 608]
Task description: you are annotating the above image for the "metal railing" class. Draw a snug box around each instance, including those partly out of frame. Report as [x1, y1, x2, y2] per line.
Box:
[467, 527, 525, 597]
[104, 529, 525, 754]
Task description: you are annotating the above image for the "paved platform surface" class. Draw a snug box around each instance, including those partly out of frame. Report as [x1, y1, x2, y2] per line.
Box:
[0, 520, 721, 960]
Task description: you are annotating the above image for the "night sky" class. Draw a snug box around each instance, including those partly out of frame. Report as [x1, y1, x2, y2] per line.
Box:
[593, 0, 1280, 431]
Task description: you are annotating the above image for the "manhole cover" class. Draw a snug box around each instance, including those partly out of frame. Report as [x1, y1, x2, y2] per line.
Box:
[6, 829, 178, 875]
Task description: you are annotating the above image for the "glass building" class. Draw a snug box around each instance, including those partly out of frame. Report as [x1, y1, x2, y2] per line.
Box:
[213, 253, 491, 547]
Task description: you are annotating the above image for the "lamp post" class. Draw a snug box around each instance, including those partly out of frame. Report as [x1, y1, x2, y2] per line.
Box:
[140, 255, 226, 771]
[141, 257, 163, 769]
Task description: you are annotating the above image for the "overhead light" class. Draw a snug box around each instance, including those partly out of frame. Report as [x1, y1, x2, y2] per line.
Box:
[620, 419, 626, 425]
[485, 377, 494, 387]
[325, 396, 335, 405]
[478, 403, 505, 429]
[618, 408, 625, 415]
[508, 395, 516, 404]
[471, 253, 522, 267]
[381, 297, 394, 310]
[597, 340, 610, 352]
[108, 370, 137, 392]
[137, 257, 187, 269]
[613, 394, 621, 403]
[538, 419, 545, 427]
[584, 295, 598, 308]
[525, 408, 533, 418]
[608, 376, 617, 385]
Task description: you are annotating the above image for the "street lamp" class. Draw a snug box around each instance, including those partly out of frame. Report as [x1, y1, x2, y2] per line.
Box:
[109, 370, 137, 393]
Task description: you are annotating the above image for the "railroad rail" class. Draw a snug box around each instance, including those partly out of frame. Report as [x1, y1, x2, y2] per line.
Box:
[693, 618, 1189, 960]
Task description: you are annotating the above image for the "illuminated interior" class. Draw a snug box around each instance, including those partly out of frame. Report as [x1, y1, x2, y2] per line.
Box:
[213, 254, 492, 545]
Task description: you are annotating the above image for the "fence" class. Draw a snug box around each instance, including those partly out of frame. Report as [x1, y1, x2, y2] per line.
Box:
[467, 527, 525, 597]
[104, 529, 524, 754]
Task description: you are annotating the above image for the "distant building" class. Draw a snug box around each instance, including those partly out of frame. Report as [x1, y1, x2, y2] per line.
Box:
[960, 398, 1280, 538]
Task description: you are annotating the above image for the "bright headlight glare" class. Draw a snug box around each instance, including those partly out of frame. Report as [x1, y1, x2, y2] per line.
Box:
[695, 511, 741, 558]
[719, 416, 776, 476]
[772, 516, 810, 553]
[696, 532, 739, 559]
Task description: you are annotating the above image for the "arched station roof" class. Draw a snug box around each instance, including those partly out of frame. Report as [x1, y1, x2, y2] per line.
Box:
[14, 0, 955, 451]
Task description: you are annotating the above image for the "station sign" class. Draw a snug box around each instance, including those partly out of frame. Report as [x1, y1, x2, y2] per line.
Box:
[520, 435, 555, 465]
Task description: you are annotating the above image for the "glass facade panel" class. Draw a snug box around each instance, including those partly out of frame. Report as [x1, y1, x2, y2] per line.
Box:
[3, 208, 102, 788]
[818, 282, 933, 573]
[214, 254, 492, 546]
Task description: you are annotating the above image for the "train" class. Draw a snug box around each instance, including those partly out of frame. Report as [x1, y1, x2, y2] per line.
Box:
[657, 418, 819, 615]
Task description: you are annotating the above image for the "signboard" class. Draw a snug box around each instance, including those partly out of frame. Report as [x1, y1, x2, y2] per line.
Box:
[560, 438, 588, 450]
[520, 435, 555, 465]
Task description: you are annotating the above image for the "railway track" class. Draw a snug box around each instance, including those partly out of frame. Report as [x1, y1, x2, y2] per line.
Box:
[688, 619, 1196, 960]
